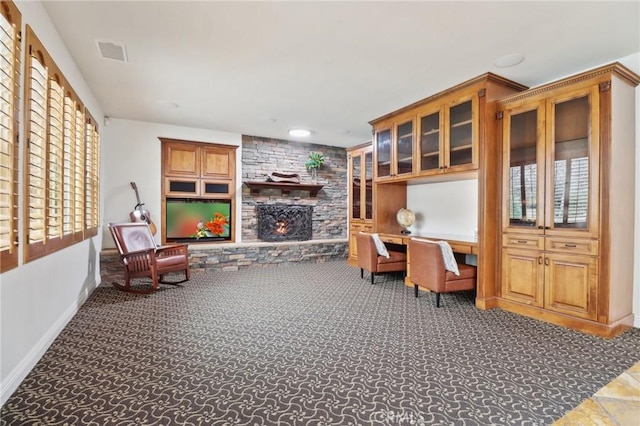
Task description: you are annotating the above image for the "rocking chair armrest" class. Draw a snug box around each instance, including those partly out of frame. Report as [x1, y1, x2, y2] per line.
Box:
[156, 244, 188, 256]
[120, 248, 157, 271]
[120, 247, 156, 259]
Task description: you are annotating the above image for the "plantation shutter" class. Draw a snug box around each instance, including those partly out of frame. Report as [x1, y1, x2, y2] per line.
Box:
[47, 77, 63, 241]
[62, 94, 75, 236]
[26, 52, 47, 251]
[0, 1, 20, 272]
[74, 104, 85, 235]
[85, 115, 99, 234]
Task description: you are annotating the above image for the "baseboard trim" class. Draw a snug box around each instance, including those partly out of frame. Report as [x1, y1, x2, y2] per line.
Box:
[634, 313, 640, 328]
[1, 281, 96, 407]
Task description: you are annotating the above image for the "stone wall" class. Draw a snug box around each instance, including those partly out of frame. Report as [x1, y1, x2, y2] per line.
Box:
[241, 135, 348, 242]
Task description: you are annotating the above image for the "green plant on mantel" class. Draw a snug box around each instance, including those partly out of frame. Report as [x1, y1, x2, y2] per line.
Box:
[305, 152, 325, 171]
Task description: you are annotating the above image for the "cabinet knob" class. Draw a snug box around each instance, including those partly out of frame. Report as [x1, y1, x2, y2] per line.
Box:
[538, 256, 543, 265]
[537, 226, 544, 230]
[544, 258, 550, 266]
[545, 226, 551, 230]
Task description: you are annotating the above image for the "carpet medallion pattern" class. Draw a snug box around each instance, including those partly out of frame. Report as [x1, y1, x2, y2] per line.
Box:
[2, 261, 639, 425]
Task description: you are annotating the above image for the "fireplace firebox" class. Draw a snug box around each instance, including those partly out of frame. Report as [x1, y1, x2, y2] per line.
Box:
[257, 204, 313, 242]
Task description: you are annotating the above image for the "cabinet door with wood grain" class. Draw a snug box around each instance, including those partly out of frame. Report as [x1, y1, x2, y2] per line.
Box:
[165, 142, 200, 177]
[201, 145, 235, 180]
[501, 248, 544, 307]
[544, 252, 597, 320]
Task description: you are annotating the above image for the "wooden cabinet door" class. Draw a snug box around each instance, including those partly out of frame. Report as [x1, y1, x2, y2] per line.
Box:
[202, 145, 235, 180]
[165, 143, 200, 177]
[416, 104, 444, 176]
[393, 117, 415, 178]
[374, 126, 393, 181]
[501, 248, 544, 307]
[501, 101, 546, 235]
[444, 92, 478, 172]
[544, 85, 599, 238]
[544, 252, 597, 320]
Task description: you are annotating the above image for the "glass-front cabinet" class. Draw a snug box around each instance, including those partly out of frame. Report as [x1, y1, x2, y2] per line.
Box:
[374, 113, 414, 181]
[415, 91, 478, 176]
[348, 143, 374, 265]
[502, 86, 598, 238]
[375, 127, 392, 179]
[448, 97, 475, 169]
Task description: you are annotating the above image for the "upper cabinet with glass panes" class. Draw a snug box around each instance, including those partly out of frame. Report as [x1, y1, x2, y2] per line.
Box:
[500, 85, 599, 237]
[369, 75, 519, 182]
[372, 111, 415, 181]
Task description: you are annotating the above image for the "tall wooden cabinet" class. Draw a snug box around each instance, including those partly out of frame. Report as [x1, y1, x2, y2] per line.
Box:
[347, 142, 374, 266]
[497, 63, 639, 337]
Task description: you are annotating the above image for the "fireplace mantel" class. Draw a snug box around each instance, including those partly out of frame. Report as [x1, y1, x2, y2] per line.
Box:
[244, 181, 324, 196]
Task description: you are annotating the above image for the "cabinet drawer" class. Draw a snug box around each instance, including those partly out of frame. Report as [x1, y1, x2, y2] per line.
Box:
[449, 243, 473, 255]
[379, 235, 404, 245]
[503, 234, 543, 250]
[545, 238, 598, 256]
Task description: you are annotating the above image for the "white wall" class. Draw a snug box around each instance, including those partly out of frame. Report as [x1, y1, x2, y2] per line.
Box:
[101, 119, 242, 248]
[406, 179, 478, 239]
[0, 1, 104, 405]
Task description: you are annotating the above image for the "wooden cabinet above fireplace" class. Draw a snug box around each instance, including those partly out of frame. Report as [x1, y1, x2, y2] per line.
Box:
[161, 138, 236, 198]
[160, 138, 238, 244]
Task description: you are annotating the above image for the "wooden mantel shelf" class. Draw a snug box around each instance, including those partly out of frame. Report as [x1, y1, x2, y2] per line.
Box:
[244, 181, 324, 196]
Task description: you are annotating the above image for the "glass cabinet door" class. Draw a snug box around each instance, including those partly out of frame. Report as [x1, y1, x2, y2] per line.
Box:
[448, 99, 474, 167]
[547, 90, 596, 234]
[419, 110, 441, 172]
[364, 151, 373, 220]
[395, 120, 414, 175]
[376, 128, 392, 178]
[505, 107, 542, 231]
[351, 154, 361, 220]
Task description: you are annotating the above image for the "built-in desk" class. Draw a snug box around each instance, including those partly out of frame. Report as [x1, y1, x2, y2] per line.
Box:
[377, 232, 478, 289]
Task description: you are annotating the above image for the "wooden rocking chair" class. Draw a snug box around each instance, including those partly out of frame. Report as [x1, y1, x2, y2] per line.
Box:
[108, 222, 190, 294]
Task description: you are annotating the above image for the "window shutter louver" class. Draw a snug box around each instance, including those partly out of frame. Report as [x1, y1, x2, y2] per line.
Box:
[85, 116, 99, 234]
[74, 105, 85, 235]
[0, 1, 19, 272]
[26, 55, 47, 248]
[62, 94, 75, 236]
[47, 77, 63, 241]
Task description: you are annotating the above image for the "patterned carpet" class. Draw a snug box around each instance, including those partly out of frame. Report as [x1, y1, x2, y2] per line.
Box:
[2, 260, 640, 425]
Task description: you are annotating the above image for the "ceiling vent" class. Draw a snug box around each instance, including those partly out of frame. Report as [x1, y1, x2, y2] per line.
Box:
[96, 40, 128, 62]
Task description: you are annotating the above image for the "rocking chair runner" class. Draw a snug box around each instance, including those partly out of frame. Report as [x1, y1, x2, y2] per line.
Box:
[108, 222, 190, 294]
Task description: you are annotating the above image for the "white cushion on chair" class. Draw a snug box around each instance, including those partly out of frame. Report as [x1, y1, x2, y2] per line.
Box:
[437, 241, 460, 276]
[370, 233, 390, 258]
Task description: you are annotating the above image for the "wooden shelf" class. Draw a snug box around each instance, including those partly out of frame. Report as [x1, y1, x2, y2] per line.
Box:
[451, 119, 472, 128]
[450, 144, 472, 152]
[422, 129, 439, 136]
[244, 181, 324, 196]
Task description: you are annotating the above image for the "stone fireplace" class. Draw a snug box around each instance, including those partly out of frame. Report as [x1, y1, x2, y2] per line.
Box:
[257, 204, 313, 242]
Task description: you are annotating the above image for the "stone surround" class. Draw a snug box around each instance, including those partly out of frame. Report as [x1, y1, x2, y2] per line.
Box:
[241, 135, 348, 242]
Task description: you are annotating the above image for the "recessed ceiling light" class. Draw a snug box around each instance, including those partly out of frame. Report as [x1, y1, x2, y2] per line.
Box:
[494, 53, 525, 68]
[289, 129, 312, 137]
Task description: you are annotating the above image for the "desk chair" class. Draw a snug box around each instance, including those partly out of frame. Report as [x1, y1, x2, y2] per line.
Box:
[409, 238, 476, 307]
[355, 232, 407, 284]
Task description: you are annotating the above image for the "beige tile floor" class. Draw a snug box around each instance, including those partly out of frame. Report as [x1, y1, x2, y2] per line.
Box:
[554, 361, 640, 425]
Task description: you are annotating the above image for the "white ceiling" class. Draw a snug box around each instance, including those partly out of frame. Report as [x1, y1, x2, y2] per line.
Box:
[42, 1, 640, 148]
